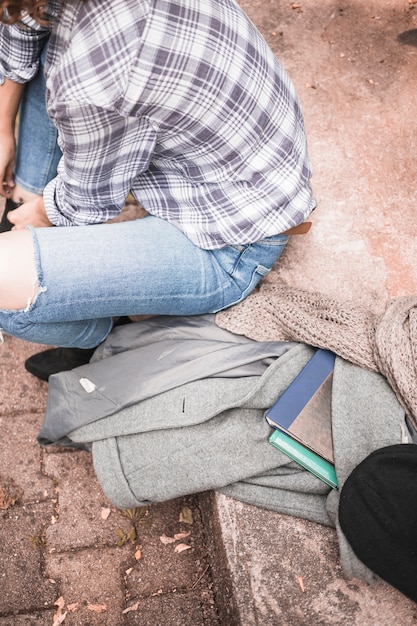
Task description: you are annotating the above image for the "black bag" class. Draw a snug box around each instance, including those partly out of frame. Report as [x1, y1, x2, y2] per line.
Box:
[339, 444, 417, 603]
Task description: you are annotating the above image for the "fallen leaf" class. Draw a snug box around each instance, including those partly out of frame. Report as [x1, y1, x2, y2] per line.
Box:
[67, 603, 79, 612]
[174, 531, 191, 541]
[52, 612, 67, 626]
[87, 603, 107, 613]
[174, 543, 192, 553]
[152, 589, 163, 596]
[179, 506, 193, 525]
[53, 596, 67, 626]
[160, 534, 176, 545]
[297, 576, 305, 592]
[122, 602, 140, 614]
[101, 507, 111, 520]
[134, 545, 142, 560]
[0, 474, 23, 510]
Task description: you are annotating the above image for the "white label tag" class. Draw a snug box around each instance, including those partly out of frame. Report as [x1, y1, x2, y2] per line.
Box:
[79, 377, 97, 394]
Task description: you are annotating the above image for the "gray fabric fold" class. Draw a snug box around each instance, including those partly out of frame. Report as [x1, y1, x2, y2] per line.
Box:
[38, 314, 294, 445]
[38, 315, 406, 582]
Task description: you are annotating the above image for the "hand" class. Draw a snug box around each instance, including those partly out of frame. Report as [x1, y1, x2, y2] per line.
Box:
[0, 127, 16, 199]
[8, 197, 54, 229]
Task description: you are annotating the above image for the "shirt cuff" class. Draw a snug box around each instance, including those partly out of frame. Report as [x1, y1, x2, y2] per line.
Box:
[43, 177, 74, 227]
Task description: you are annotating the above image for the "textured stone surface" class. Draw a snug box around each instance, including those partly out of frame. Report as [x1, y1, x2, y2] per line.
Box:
[1, 1, 417, 624]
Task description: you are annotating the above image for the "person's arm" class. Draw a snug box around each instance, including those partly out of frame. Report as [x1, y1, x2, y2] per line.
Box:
[42, 102, 156, 226]
[0, 78, 23, 198]
[0, 16, 52, 199]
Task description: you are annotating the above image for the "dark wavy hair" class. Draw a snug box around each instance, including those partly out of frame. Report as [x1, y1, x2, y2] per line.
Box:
[0, 1, 50, 24]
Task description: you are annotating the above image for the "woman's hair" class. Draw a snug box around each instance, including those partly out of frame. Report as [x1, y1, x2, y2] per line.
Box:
[0, 1, 49, 24]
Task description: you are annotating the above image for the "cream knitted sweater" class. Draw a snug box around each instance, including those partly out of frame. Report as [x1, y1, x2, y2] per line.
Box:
[216, 285, 417, 430]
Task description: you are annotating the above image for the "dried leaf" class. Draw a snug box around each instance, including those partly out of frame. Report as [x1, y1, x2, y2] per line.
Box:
[101, 507, 111, 520]
[52, 612, 67, 626]
[54, 597, 65, 609]
[67, 603, 79, 612]
[174, 531, 191, 541]
[134, 545, 142, 560]
[122, 602, 140, 614]
[174, 543, 192, 553]
[152, 589, 163, 596]
[87, 603, 107, 613]
[179, 506, 193, 525]
[0, 474, 23, 509]
[53, 596, 67, 626]
[297, 576, 305, 592]
[160, 534, 176, 545]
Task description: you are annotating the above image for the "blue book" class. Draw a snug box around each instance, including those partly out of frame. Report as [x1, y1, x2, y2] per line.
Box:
[265, 349, 338, 489]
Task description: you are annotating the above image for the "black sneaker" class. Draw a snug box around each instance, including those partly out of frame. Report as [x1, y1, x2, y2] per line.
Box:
[24, 346, 96, 381]
[24, 317, 132, 381]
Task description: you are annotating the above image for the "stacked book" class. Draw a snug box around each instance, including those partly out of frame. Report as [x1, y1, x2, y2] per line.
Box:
[265, 348, 338, 490]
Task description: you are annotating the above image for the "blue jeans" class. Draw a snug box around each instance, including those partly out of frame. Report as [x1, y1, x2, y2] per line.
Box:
[0, 219, 288, 347]
[14, 45, 62, 194]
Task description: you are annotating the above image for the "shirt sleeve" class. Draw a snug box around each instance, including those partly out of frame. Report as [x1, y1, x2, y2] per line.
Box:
[43, 102, 157, 226]
[0, 16, 51, 85]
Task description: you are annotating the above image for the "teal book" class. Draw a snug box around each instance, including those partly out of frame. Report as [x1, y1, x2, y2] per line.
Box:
[269, 429, 338, 490]
[265, 349, 338, 490]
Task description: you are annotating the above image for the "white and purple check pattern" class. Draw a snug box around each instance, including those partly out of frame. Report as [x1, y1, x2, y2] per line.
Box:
[0, 0, 316, 249]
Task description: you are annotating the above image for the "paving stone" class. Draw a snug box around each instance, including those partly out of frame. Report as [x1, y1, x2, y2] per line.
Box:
[0, 501, 56, 615]
[44, 450, 133, 551]
[0, 612, 54, 625]
[123, 589, 218, 626]
[125, 496, 210, 598]
[45, 545, 133, 625]
[0, 410, 52, 504]
[0, 335, 48, 415]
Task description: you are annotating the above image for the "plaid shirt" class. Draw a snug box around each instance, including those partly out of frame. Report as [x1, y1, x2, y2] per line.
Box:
[0, 0, 316, 249]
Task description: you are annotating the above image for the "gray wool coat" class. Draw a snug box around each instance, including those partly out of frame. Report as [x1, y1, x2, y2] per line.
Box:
[38, 315, 406, 582]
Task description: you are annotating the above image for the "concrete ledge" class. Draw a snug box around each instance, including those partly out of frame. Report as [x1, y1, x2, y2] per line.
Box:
[210, 493, 417, 625]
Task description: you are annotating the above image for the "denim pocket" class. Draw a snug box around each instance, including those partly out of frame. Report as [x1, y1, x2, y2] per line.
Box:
[210, 233, 289, 313]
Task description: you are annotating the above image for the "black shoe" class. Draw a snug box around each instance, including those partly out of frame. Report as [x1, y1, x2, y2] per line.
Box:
[24, 317, 132, 381]
[24, 346, 96, 381]
[0, 199, 22, 233]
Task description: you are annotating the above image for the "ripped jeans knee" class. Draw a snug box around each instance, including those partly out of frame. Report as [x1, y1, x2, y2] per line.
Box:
[0, 227, 113, 348]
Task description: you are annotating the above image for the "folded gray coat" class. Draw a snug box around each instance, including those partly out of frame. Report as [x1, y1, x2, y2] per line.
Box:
[39, 315, 405, 583]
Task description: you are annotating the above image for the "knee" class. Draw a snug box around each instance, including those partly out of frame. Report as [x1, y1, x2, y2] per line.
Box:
[0, 229, 39, 310]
